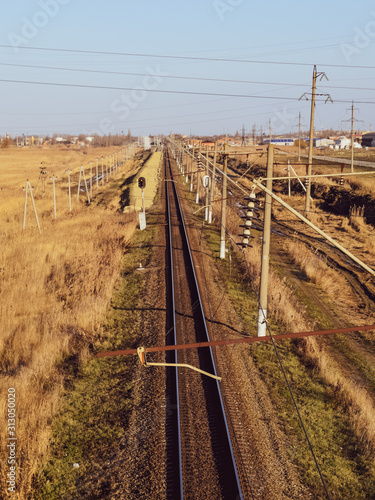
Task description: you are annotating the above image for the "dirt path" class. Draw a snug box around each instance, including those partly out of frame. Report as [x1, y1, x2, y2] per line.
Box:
[107, 193, 168, 499]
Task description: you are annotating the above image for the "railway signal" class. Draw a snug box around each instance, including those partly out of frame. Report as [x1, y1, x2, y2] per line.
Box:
[138, 176, 146, 230]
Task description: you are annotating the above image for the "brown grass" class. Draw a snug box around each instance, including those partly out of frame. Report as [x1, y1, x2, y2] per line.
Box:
[284, 239, 353, 303]
[285, 234, 375, 456]
[303, 336, 375, 457]
[0, 146, 138, 497]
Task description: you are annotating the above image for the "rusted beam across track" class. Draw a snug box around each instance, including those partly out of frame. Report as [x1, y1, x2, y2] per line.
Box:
[96, 324, 375, 358]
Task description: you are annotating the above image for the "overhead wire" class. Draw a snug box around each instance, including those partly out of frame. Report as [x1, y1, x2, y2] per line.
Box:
[1, 78, 375, 105]
[1, 43, 375, 70]
[4, 61, 375, 93]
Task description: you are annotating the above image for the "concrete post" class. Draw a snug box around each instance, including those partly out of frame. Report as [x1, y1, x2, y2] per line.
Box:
[257, 145, 273, 336]
[220, 146, 228, 259]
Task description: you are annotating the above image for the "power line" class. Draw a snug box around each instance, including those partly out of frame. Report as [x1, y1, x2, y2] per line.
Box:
[2, 77, 375, 105]
[0, 62, 311, 87]
[4, 61, 375, 93]
[1, 43, 375, 70]
[0, 78, 307, 100]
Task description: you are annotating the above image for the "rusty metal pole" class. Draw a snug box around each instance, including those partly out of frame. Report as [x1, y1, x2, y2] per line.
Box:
[220, 145, 228, 259]
[257, 145, 273, 337]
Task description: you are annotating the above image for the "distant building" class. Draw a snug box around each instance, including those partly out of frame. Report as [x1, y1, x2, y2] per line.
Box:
[314, 138, 335, 148]
[335, 136, 351, 149]
[139, 136, 151, 149]
[361, 132, 375, 147]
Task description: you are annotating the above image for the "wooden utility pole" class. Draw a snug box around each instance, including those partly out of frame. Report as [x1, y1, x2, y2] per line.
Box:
[77, 165, 90, 203]
[305, 65, 317, 215]
[89, 161, 93, 198]
[101, 156, 104, 186]
[269, 118, 272, 145]
[351, 102, 355, 173]
[220, 145, 228, 259]
[205, 145, 209, 221]
[298, 112, 302, 161]
[257, 145, 273, 336]
[50, 175, 57, 219]
[344, 102, 362, 173]
[66, 169, 72, 212]
[96, 157, 99, 189]
[23, 181, 41, 233]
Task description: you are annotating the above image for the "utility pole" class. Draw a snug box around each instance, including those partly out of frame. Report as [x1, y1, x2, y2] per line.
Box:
[208, 142, 217, 224]
[220, 144, 228, 259]
[301, 65, 331, 215]
[50, 175, 57, 219]
[190, 147, 194, 192]
[205, 145, 209, 222]
[96, 157, 99, 189]
[241, 124, 246, 147]
[305, 65, 317, 215]
[257, 145, 273, 337]
[269, 118, 272, 145]
[23, 181, 41, 233]
[66, 169, 72, 212]
[77, 165, 90, 203]
[351, 104, 355, 173]
[89, 161, 93, 198]
[101, 156, 104, 186]
[298, 112, 302, 161]
[196, 143, 201, 204]
[342, 101, 363, 173]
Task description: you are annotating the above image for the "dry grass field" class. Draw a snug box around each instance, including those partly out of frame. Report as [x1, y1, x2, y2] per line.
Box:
[0, 146, 139, 497]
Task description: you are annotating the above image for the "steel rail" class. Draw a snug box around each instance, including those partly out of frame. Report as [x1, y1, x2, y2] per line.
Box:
[167, 149, 244, 499]
[165, 152, 184, 500]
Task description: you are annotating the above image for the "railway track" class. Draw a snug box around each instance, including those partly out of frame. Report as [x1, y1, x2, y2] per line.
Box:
[164, 149, 244, 499]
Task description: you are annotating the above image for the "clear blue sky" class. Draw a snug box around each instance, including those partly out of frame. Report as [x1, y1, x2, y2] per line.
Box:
[1, 0, 375, 137]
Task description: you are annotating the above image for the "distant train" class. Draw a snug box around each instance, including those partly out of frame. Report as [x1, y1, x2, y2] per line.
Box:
[261, 138, 295, 146]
